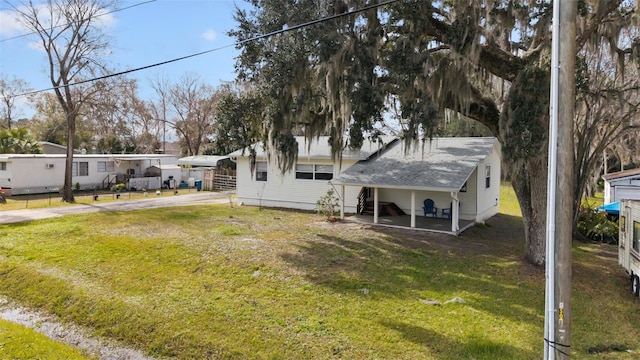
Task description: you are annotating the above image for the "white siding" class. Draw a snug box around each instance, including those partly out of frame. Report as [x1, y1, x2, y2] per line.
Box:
[0, 155, 178, 195]
[604, 181, 612, 204]
[235, 158, 361, 212]
[375, 170, 477, 220]
[375, 143, 500, 223]
[615, 187, 640, 202]
[234, 140, 502, 223]
[606, 175, 640, 203]
[619, 200, 640, 276]
[474, 143, 501, 222]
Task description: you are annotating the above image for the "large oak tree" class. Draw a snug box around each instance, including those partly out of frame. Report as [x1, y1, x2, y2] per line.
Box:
[231, 0, 639, 265]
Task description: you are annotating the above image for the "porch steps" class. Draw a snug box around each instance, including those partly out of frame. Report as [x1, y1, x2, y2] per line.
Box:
[361, 201, 406, 217]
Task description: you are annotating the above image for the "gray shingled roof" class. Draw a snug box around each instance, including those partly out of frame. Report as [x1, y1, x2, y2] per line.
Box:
[227, 136, 396, 161]
[331, 137, 498, 191]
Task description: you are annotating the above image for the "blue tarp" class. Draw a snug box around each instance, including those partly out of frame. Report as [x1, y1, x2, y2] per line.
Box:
[596, 201, 620, 215]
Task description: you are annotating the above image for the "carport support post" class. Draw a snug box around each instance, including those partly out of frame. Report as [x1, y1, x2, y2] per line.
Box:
[373, 187, 379, 224]
[411, 191, 416, 228]
[451, 192, 459, 233]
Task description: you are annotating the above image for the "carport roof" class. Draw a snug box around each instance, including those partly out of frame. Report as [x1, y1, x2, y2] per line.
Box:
[331, 137, 498, 192]
[602, 168, 640, 181]
[178, 155, 228, 167]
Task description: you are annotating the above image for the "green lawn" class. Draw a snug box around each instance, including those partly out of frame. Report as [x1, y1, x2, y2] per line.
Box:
[0, 318, 90, 359]
[0, 189, 199, 211]
[0, 185, 637, 359]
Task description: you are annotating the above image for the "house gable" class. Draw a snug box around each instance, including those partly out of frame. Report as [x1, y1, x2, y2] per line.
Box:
[331, 137, 499, 192]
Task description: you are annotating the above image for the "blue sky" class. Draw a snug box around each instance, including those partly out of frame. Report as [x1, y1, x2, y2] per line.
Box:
[0, 0, 247, 117]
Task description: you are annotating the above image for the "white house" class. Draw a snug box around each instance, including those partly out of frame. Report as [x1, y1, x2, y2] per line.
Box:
[0, 154, 179, 195]
[603, 168, 640, 204]
[229, 136, 396, 212]
[332, 137, 501, 234]
[230, 136, 501, 235]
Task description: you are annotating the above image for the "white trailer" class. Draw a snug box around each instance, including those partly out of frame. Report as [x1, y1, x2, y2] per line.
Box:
[619, 199, 640, 297]
[0, 154, 179, 195]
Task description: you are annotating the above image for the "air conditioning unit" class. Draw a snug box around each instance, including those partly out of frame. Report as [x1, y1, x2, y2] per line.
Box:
[45, 163, 54, 169]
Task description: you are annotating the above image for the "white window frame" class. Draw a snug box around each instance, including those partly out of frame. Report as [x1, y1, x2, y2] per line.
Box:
[0, 162, 6, 171]
[97, 161, 115, 173]
[295, 163, 333, 180]
[255, 162, 268, 181]
[72, 161, 89, 177]
[295, 164, 314, 180]
[485, 165, 491, 189]
[314, 164, 333, 180]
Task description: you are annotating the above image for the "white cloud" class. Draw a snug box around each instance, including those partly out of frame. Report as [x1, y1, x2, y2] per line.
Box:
[0, 10, 29, 36]
[201, 29, 217, 41]
[94, 11, 117, 28]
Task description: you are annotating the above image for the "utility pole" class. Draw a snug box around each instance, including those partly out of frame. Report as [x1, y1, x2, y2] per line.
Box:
[554, 0, 576, 357]
[545, 0, 576, 359]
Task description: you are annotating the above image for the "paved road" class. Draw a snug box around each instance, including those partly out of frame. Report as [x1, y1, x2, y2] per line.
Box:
[0, 191, 235, 225]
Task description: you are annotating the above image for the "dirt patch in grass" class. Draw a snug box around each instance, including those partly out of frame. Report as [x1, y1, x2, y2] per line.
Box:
[0, 298, 156, 360]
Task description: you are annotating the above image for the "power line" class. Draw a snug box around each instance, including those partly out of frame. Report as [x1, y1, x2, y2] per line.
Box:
[0, 0, 158, 43]
[12, 0, 401, 98]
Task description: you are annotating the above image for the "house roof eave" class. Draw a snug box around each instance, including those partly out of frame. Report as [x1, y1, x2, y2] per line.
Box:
[329, 180, 460, 193]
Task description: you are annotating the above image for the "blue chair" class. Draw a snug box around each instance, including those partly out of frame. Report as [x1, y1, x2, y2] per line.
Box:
[423, 199, 438, 217]
[442, 202, 460, 219]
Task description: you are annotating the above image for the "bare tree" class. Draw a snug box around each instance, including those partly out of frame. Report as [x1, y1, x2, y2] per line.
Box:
[0, 75, 30, 129]
[167, 74, 220, 156]
[81, 77, 161, 154]
[14, 0, 116, 202]
[149, 74, 172, 154]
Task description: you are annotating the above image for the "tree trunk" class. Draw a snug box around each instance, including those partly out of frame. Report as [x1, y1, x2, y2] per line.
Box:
[62, 113, 76, 203]
[510, 154, 548, 266]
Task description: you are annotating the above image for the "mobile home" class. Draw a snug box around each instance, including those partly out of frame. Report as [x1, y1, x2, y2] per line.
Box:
[618, 199, 640, 298]
[0, 154, 179, 195]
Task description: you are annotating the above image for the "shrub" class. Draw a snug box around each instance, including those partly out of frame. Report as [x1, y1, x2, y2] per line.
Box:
[316, 189, 340, 221]
[576, 206, 618, 244]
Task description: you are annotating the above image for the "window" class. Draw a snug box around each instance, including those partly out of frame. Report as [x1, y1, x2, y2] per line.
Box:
[97, 161, 115, 172]
[620, 216, 627, 248]
[460, 181, 468, 192]
[485, 165, 491, 189]
[0, 162, 5, 171]
[295, 164, 314, 179]
[255, 162, 267, 181]
[634, 221, 640, 253]
[72, 162, 89, 176]
[314, 165, 333, 180]
[295, 163, 333, 180]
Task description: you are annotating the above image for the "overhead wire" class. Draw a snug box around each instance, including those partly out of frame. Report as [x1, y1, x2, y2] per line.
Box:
[0, 0, 158, 42]
[10, 0, 401, 99]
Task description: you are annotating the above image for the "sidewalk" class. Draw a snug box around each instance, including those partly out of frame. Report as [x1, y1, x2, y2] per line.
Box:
[0, 191, 235, 225]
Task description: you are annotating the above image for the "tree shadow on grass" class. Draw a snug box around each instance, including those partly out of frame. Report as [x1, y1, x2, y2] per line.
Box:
[379, 319, 537, 359]
[280, 212, 543, 331]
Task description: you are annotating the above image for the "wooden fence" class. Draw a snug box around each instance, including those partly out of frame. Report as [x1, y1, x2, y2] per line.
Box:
[202, 169, 236, 191]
